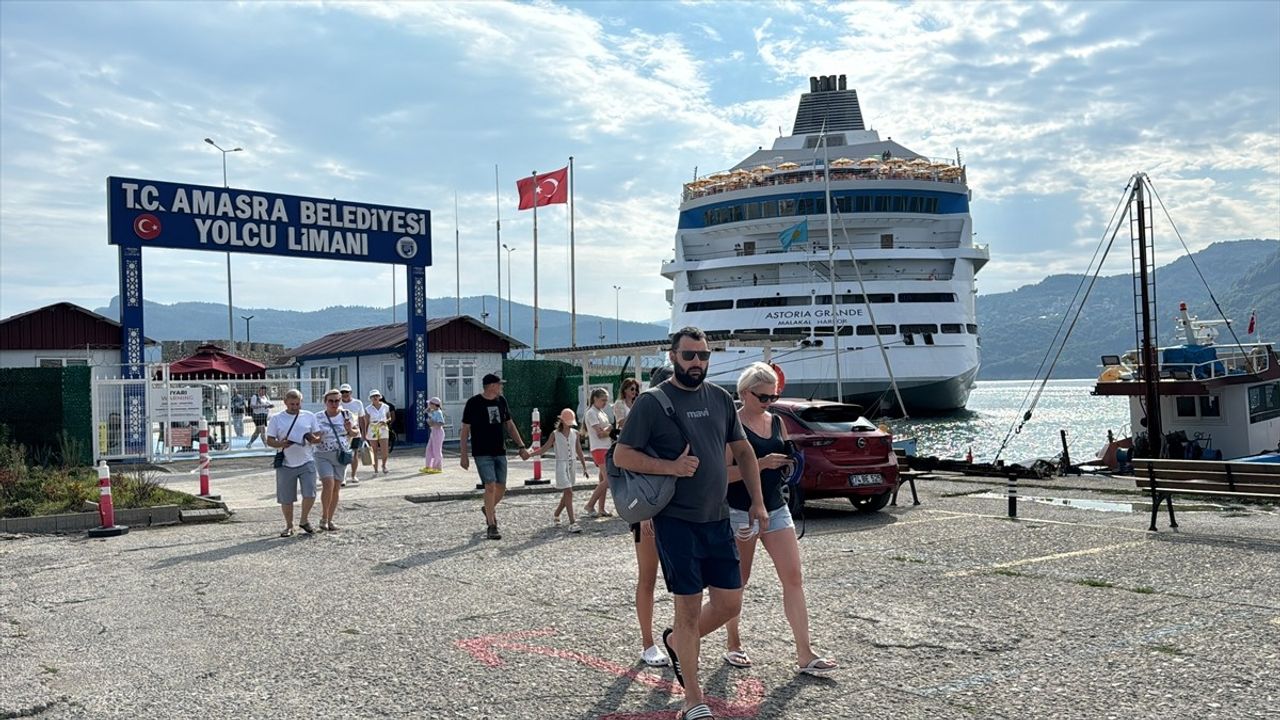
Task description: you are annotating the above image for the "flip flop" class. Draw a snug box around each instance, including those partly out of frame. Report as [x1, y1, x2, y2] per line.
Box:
[662, 628, 684, 688]
[299, 522, 315, 535]
[676, 703, 713, 720]
[796, 657, 839, 676]
[722, 650, 752, 668]
[279, 528, 294, 537]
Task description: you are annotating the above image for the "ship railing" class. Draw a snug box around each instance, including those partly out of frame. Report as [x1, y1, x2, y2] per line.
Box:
[688, 272, 954, 291]
[1158, 348, 1271, 380]
[677, 244, 966, 264]
[683, 164, 966, 202]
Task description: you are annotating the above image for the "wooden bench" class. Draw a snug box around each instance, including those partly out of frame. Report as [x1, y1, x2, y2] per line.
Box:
[1127, 458, 1280, 531]
[891, 449, 925, 506]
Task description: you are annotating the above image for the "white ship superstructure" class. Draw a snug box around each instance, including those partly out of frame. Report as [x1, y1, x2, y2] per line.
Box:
[662, 74, 988, 412]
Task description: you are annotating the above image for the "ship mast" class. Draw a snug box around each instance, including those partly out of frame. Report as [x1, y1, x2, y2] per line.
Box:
[1132, 174, 1163, 457]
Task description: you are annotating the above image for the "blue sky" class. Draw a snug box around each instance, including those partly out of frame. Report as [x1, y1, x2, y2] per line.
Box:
[1, 0, 1277, 324]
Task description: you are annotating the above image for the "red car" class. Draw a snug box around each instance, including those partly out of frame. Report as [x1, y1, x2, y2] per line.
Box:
[770, 400, 899, 513]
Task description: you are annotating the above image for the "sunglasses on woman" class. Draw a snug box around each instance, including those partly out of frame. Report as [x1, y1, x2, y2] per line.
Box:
[678, 350, 712, 361]
[750, 392, 780, 403]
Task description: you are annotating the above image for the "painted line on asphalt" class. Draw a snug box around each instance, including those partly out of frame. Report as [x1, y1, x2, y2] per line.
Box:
[944, 540, 1148, 577]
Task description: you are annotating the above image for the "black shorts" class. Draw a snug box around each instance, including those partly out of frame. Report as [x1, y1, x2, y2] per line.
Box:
[651, 515, 741, 595]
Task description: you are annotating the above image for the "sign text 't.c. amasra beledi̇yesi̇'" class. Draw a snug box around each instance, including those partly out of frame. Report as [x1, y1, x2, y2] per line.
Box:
[118, 181, 429, 257]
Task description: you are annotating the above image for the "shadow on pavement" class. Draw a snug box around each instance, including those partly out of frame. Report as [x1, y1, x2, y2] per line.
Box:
[372, 534, 487, 574]
[149, 535, 292, 569]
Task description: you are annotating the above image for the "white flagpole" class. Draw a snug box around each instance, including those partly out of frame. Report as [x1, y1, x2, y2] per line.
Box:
[454, 191, 461, 317]
[569, 156, 577, 348]
[495, 165, 502, 333]
[531, 170, 540, 355]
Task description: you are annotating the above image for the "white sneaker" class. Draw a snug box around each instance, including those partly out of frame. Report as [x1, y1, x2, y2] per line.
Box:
[567, 522, 581, 534]
[641, 644, 670, 667]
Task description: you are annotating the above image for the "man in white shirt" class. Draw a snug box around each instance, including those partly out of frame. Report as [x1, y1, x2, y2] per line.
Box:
[338, 384, 365, 486]
[266, 389, 323, 537]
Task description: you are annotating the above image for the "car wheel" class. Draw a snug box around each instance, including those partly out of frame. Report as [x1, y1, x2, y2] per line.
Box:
[850, 490, 892, 513]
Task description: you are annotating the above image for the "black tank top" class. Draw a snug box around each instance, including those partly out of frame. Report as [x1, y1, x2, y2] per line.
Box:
[726, 413, 786, 512]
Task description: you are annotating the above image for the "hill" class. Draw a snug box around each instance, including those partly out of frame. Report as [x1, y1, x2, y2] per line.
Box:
[976, 239, 1280, 379]
[95, 295, 669, 353]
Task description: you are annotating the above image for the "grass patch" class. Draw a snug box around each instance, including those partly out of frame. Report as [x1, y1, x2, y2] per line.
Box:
[40, 664, 58, 675]
[1130, 586, 1157, 594]
[991, 568, 1025, 577]
[891, 555, 926, 564]
[1076, 578, 1116, 589]
[0, 434, 217, 518]
[1148, 644, 1186, 656]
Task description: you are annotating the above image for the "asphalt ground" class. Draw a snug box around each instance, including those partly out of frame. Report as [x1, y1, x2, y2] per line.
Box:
[2, 460, 1278, 719]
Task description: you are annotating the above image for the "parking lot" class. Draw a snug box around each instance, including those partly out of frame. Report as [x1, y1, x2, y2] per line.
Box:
[2, 462, 1278, 719]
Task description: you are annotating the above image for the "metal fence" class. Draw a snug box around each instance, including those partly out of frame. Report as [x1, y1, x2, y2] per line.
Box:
[91, 365, 329, 462]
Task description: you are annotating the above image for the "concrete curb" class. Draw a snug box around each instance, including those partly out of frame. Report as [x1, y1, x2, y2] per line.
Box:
[0, 505, 182, 534]
[405, 480, 600, 504]
[179, 508, 233, 523]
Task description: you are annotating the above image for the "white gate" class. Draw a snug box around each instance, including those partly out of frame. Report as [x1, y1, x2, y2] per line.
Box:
[91, 364, 329, 463]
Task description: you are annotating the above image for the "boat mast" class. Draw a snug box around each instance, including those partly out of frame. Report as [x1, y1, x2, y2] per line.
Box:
[1133, 174, 1163, 457]
[821, 121, 843, 402]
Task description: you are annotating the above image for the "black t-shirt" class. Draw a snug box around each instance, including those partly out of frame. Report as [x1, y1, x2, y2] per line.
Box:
[727, 414, 786, 512]
[462, 394, 511, 457]
[617, 381, 744, 523]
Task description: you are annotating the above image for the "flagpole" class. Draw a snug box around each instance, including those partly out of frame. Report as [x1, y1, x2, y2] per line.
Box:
[821, 123, 842, 402]
[495, 165, 502, 333]
[531, 170, 539, 355]
[454, 191, 461, 317]
[569, 155, 577, 348]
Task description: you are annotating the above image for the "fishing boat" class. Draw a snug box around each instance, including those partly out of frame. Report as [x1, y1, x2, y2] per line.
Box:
[1095, 301, 1280, 460]
[662, 74, 986, 412]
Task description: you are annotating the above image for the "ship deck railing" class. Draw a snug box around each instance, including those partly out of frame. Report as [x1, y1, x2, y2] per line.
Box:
[686, 272, 955, 291]
[683, 165, 966, 202]
[666, 244, 987, 266]
[1112, 345, 1273, 382]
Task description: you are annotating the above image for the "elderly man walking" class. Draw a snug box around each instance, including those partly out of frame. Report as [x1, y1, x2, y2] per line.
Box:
[614, 327, 768, 720]
[459, 373, 531, 540]
[266, 389, 323, 537]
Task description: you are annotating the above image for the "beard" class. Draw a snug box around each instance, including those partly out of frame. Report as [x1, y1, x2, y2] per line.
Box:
[673, 364, 705, 388]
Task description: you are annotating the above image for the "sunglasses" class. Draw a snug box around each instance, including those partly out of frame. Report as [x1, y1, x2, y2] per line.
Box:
[750, 392, 780, 403]
[677, 350, 712, 361]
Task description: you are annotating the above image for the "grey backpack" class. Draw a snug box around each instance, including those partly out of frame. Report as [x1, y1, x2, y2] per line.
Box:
[605, 385, 689, 524]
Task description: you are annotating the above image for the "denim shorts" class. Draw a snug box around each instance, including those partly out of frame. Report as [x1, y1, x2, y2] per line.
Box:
[728, 504, 795, 537]
[314, 450, 343, 480]
[275, 461, 317, 504]
[474, 454, 508, 485]
[652, 515, 741, 595]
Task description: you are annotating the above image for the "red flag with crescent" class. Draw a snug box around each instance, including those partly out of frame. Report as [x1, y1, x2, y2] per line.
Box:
[516, 166, 569, 210]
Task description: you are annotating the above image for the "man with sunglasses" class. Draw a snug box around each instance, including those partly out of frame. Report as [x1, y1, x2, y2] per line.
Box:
[614, 326, 768, 720]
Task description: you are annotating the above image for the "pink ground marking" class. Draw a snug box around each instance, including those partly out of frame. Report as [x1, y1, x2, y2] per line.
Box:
[454, 628, 764, 719]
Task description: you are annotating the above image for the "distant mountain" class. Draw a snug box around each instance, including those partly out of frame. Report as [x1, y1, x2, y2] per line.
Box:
[977, 239, 1280, 379]
[95, 295, 671, 352]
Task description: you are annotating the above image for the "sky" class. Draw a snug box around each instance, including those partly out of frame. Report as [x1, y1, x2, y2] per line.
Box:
[1, 0, 1277, 325]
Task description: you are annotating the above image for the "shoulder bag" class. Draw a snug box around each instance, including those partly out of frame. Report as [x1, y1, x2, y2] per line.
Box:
[605, 386, 690, 524]
[272, 413, 301, 469]
[324, 411, 354, 465]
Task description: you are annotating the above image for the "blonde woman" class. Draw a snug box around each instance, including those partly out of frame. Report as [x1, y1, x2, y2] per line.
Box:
[365, 390, 392, 474]
[723, 362, 837, 676]
[313, 389, 357, 531]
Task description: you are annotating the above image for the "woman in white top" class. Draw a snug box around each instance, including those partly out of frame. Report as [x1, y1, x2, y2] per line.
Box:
[581, 388, 614, 518]
[365, 390, 393, 474]
[532, 408, 590, 533]
[313, 388, 357, 532]
[612, 377, 640, 433]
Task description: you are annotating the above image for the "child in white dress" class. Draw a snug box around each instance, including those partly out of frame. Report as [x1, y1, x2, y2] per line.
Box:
[532, 408, 590, 533]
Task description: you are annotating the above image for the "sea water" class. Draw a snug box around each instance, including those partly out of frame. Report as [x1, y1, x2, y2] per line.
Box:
[885, 379, 1129, 464]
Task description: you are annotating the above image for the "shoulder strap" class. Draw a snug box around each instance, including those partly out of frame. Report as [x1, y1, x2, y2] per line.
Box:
[642, 385, 690, 444]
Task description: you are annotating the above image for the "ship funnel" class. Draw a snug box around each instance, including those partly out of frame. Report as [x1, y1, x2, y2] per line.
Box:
[838, 75, 847, 90]
[809, 76, 819, 92]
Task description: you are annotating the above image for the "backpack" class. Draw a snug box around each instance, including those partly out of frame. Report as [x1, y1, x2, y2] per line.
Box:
[605, 386, 687, 524]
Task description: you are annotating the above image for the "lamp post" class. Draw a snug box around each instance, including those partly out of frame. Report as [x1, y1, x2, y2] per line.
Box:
[612, 285, 622, 343]
[503, 243, 516, 338]
[241, 315, 254, 350]
[204, 138, 242, 354]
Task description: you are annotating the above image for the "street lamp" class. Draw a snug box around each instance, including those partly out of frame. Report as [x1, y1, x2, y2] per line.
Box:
[612, 285, 622, 343]
[241, 315, 255, 350]
[205, 138, 243, 354]
[502, 243, 516, 338]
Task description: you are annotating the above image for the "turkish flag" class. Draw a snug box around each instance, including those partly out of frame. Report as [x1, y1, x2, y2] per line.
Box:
[516, 167, 569, 210]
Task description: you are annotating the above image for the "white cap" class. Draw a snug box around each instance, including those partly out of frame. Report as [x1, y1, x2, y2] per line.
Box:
[369, 389, 382, 398]
[339, 383, 352, 392]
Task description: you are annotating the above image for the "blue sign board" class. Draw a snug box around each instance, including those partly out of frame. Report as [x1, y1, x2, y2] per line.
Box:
[107, 177, 435, 448]
[108, 177, 432, 266]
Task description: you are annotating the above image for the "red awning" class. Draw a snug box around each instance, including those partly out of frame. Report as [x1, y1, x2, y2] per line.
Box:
[169, 344, 267, 379]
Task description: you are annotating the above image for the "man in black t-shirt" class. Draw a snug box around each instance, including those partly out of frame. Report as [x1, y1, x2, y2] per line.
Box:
[615, 327, 767, 719]
[460, 373, 530, 540]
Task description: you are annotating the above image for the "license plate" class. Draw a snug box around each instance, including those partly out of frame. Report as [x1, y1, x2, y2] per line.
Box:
[848, 473, 882, 487]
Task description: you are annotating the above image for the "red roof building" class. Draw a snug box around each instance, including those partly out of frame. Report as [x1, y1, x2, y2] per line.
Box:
[0, 302, 158, 372]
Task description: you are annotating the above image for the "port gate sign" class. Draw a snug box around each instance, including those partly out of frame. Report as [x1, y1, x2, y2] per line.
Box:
[106, 176, 434, 455]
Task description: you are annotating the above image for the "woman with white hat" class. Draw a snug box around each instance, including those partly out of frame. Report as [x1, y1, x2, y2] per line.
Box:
[365, 389, 392, 475]
[420, 396, 446, 474]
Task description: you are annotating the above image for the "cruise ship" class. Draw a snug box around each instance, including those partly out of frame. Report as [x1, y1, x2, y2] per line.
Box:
[662, 74, 989, 412]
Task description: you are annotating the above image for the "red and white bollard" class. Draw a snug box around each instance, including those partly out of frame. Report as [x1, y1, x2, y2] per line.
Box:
[525, 408, 548, 486]
[965, 446, 974, 464]
[88, 461, 129, 538]
[197, 419, 220, 501]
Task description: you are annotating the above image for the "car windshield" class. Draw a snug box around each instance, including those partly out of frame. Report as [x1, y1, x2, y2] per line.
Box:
[796, 405, 877, 433]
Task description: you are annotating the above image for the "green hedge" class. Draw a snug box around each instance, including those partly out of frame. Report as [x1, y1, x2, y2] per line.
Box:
[0, 366, 93, 466]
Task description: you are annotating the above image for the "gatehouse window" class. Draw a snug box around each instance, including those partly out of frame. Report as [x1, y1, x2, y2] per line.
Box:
[442, 358, 476, 403]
